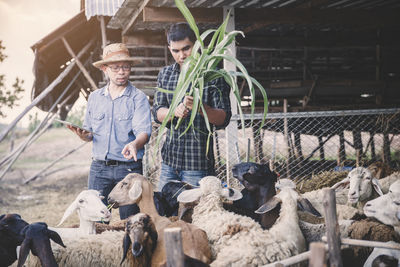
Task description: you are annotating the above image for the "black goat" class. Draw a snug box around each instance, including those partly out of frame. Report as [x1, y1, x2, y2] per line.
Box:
[226, 162, 279, 229]
[17, 222, 66, 267]
[161, 180, 194, 217]
[0, 213, 28, 267]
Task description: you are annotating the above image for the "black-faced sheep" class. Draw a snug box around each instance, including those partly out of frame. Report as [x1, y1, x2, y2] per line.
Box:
[108, 173, 212, 267]
[226, 162, 279, 229]
[0, 213, 28, 267]
[17, 222, 66, 267]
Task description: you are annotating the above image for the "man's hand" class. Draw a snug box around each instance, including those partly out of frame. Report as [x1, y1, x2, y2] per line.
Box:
[122, 141, 138, 161]
[174, 95, 194, 119]
[66, 124, 93, 142]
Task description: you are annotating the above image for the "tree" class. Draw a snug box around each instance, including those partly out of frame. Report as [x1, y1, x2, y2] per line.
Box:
[0, 40, 24, 118]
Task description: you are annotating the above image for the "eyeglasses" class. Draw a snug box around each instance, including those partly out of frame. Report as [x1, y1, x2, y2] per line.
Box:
[106, 65, 131, 72]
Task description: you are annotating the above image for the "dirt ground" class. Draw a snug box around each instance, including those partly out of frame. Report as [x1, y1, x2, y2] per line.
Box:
[0, 127, 120, 226]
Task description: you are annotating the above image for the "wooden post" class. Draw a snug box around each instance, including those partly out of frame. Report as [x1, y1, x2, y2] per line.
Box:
[284, 99, 290, 178]
[294, 131, 304, 162]
[223, 6, 239, 186]
[99, 16, 107, 49]
[0, 38, 95, 143]
[253, 124, 265, 162]
[62, 37, 98, 91]
[370, 131, 376, 160]
[338, 131, 346, 165]
[309, 242, 327, 267]
[318, 136, 325, 160]
[353, 130, 363, 164]
[164, 227, 184, 267]
[382, 131, 391, 164]
[246, 138, 250, 162]
[323, 188, 343, 267]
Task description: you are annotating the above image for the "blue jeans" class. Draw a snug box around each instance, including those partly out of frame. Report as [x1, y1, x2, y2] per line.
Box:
[89, 160, 142, 219]
[158, 163, 214, 191]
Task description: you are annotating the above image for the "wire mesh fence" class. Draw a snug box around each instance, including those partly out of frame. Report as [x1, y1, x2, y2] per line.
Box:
[143, 108, 400, 185]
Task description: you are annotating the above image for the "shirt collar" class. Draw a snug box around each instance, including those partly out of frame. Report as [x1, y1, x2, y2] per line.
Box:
[101, 81, 134, 97]
[172, 62, 180, 73]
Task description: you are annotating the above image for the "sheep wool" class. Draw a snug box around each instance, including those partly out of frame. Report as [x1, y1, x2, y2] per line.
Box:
[26, 230, 142, 267]
[190, 176, 305, 267]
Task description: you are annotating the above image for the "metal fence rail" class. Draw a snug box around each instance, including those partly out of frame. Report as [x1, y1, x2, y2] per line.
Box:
[143, 108, 400, 185]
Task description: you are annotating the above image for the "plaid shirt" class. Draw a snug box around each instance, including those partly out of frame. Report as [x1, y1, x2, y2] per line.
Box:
[152, 63, 232, 171]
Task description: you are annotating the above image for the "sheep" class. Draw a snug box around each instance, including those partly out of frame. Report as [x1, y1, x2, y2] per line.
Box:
[378, 171, 400, 194]
[26, 214, 157, 267]
[0, 213, 28, 267]
[17, 222, 66, 267]
[121, 213, 158, 265]
[363, 244, 400, 267]
[364, 180, 400, 234]
[177, 176, 308, 266]
[108, 173, 212, 266]
[224, 162, 279, 229]
[49, 189, 112, 237]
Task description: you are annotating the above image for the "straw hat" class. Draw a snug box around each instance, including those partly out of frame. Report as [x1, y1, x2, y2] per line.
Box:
[92, 43, 141, 69]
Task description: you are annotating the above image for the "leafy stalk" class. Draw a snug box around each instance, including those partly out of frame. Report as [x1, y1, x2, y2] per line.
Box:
[153, 0, 269, 159]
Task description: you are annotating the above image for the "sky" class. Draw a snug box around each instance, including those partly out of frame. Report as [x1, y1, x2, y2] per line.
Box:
[0, 0, 81, 127]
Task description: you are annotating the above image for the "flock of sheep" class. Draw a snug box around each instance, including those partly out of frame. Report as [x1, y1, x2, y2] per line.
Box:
[1, 162, 400, 267]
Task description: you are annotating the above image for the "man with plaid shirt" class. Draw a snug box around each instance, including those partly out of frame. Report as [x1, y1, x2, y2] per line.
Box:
[152, 23, 232, 190]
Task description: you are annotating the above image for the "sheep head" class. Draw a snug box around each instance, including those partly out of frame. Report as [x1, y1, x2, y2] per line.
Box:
[364, 180, 400, 228]
[17, 222, 65, 267]
[121, 213, 158, 264]
[232, 162, 277, 192]
[57, 190, 111, 226]
[0, 213, 28, 245]
[108, 173, 149, 208]
[332, 167, 383, 204]
[177, 176, 242, 203]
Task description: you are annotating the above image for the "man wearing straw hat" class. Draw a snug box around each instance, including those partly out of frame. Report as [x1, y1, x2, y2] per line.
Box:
[67, 43, 152, 219]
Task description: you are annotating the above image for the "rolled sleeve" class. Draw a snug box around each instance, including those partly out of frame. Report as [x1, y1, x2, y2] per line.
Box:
[152, 68, 171, 125]
[132, 92, 152, 139]
[209, 77, 232, 129]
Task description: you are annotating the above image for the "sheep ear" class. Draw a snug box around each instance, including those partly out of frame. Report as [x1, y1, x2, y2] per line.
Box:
[371, 178, 384, 196]
[221, 188, 243, 201]
[47, 229, 66, 248]
[177, 189, 202, 203]
[57, 199, 79, 226]
[331, 177, 350, 190]
[297, 198, 322, 217]
[128, 180, 143, 201]
[255, 197, 281, 214]
[17, 238, 31, 267]
[121, 233, 131, 264]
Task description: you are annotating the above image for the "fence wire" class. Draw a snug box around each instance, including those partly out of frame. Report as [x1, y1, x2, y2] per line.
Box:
[144, 108, 400, 185]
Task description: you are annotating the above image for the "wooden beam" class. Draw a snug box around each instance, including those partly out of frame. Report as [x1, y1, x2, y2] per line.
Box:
[62, 37, 98, 91]
[235, 8, 400, 27]
[122, 0, 152, 36]
[123, 31, 166, 46]
[143, 7, 223, 23]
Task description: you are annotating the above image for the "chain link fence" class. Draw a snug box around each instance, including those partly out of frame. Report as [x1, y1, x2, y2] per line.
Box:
[143, 108, 400, 185]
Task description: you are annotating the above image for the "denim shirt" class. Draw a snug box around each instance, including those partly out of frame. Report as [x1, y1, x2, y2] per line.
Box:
[84, 81, 152, 162]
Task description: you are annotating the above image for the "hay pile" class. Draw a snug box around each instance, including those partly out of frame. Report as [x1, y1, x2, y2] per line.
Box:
[297, 171, 349, 193]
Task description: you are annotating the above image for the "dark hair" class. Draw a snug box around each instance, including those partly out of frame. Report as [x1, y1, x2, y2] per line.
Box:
[167, 23, 196, 45]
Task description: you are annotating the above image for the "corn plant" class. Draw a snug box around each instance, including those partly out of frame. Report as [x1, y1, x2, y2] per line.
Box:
[155, 0, 268, 157]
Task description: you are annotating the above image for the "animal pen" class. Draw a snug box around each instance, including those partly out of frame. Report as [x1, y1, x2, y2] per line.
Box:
[143, 108, 400, 184]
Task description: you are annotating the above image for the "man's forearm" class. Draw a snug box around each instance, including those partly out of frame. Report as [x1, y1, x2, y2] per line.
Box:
[201, 104, 227, 126]
[156, 107, 170, 122]
[132, 132, 149, 149]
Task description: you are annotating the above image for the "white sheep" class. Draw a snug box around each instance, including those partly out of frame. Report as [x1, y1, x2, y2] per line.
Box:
[178, 176, 307, 266]
[49, 189, 111, 237]
[364, 180, 400, 234]
[363, 241, 400, 267]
